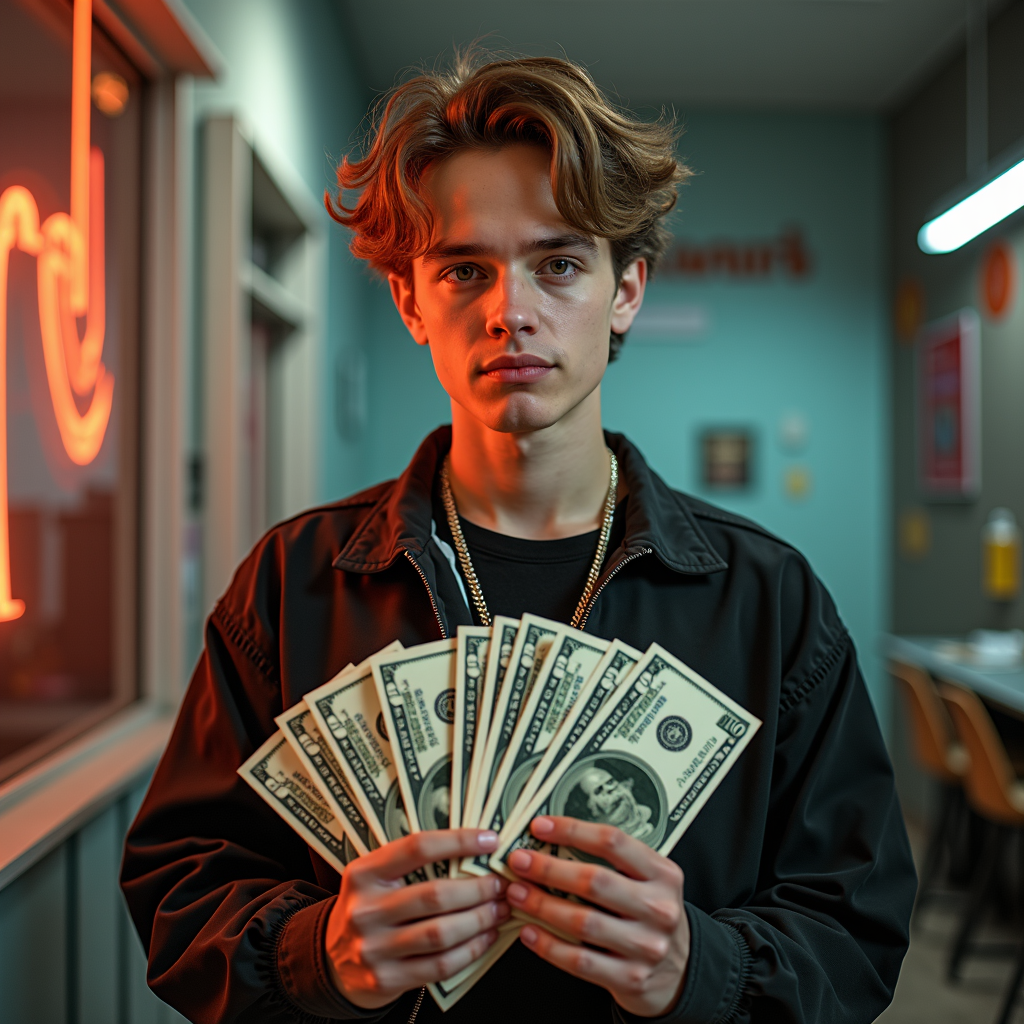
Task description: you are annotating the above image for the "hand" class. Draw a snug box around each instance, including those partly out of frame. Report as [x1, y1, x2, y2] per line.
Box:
[325, 829, 510, 1009]
[506, 816, 690, 1018]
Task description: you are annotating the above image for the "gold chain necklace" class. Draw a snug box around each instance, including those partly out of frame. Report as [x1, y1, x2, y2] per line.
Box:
[439, 450, 619, 630]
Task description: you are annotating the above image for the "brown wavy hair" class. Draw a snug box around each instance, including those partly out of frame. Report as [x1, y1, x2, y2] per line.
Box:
[326, 53, 689, 359]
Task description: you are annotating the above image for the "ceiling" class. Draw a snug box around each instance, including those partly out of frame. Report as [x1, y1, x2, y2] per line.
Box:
[338, 0, 1005, 113]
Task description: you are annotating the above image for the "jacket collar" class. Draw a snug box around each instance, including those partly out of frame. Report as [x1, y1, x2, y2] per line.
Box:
[333, 426, 727, 575]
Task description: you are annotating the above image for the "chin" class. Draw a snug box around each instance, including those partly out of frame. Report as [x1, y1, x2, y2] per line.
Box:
[478, 393, 567, 434]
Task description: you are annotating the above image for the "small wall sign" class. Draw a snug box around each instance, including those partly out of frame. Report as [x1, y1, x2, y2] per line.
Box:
[666, 228, 812, 281]
[700, 428, 754, 490]
[917, 309, 980, 498]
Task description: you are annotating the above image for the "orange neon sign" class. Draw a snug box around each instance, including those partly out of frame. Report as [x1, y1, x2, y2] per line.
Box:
[0, 0, 113, 622]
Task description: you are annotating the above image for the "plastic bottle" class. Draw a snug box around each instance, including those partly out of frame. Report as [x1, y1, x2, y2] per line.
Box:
[983, 508, 1021, 600]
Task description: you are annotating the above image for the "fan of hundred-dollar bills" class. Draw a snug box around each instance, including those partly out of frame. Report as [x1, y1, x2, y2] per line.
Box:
[238, 613, 761, 1011]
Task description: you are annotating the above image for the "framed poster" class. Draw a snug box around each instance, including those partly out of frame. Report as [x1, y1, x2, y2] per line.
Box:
[700, 428, 754, 490]
[917, 309, 980, 498]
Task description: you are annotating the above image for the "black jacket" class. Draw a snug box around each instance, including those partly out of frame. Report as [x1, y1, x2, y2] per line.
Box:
[121, 427, 915, 1024]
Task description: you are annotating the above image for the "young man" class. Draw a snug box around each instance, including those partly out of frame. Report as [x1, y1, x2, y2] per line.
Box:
[122, 56, 915, 1023]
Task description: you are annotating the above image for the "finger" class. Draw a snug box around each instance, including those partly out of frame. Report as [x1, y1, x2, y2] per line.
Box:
[508, 848, 644, 919]
[377, 928, 500, 991]
[375, 873, 508, 926]
[521, 923, 642, 992]
[375, 900, 510, 959]
[507, 881, 669, 963]
[530, 817, 664, 881]
[359, 830, 499, 883]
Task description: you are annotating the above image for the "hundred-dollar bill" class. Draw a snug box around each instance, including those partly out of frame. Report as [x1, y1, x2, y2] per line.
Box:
[450, 626, 490, 876]
[451, 626, 490, 833]
[490, 642, 761, 880]
[428, 920, 522, 1011]
[475, 626, 610, 860]
[461, 614, 561, 877]
[460, 616, 519, 833]
[238, 731, 357, 874]
[305, 645, 414, 854]
[275, 698, 377, 857]
[370, 639, 456, 878]
[501, 638, 642, 842]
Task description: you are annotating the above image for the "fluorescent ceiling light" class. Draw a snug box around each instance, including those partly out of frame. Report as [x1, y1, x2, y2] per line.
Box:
[918, 158, 1024, 254]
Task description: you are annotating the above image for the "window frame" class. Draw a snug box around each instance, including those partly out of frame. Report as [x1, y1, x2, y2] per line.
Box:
[0, 0, 216, 890]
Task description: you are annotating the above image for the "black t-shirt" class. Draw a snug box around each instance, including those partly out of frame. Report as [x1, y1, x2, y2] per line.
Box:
[432, 493, 628, 625]
[425, 493, 631, 1022]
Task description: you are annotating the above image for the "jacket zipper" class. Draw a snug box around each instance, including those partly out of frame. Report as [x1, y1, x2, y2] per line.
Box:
[406, 984, 426, 1024]
[404, 549, 447, 638]
[577, 546, 653, 629]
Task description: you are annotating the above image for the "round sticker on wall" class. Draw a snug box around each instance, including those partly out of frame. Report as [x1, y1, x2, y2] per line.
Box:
[980, 241, 1017, 320]
[894, 277, 925, 344]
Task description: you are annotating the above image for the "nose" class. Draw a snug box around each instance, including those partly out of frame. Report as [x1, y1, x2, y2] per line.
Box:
[484, 269, 539, 342]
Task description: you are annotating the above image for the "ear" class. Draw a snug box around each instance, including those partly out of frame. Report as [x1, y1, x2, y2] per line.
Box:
[388, 271, 430, 346]
[610, 258, 648, 335]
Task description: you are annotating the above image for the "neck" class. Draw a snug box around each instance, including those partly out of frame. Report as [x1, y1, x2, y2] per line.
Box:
[446, 390, 611, 540]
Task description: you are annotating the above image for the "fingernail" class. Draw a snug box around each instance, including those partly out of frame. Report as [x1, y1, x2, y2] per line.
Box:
[521, 926, 538, 946]
[477, 831, 498, 850]
[531, 816, 554, 836]
[507, 883, 528, 904]
[509, 850, 531, 872]
[496, 901, 511, 920]
[493, 876, 509, 894]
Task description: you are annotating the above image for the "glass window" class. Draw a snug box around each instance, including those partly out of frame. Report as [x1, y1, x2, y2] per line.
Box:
[0, 0, 141, 781]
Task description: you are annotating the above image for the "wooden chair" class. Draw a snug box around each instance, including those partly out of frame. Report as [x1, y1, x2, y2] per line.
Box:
[889, 661, 968, 918]
[938, 682, 1024, 1023]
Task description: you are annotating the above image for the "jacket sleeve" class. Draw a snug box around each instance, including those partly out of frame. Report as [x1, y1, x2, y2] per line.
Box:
[120, 604, 391, 1023]
[617, 629, 916, 1024]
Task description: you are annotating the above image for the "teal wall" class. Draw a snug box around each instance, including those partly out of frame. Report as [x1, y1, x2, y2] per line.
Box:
[357, 111, 891, 721]
[182, 0, 371, 500]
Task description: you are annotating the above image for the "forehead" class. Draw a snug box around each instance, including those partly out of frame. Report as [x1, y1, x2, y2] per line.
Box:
[422, 144, 567, 238]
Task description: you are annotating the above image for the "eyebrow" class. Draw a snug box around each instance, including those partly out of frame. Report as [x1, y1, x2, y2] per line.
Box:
[421, 232, 600, 265]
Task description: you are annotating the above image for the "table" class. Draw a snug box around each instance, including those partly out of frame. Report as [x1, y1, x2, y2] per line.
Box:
[885, 634, 1024, 717]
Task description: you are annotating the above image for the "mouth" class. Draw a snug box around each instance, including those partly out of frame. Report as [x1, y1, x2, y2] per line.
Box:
[479, 353, 555, 384]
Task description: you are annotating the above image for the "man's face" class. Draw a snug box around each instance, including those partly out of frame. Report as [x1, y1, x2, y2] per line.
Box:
[582, 768, 629, 818]
[390, 144, 645, 433]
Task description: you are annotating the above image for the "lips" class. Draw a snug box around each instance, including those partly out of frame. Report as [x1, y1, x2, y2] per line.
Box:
[480, 353, 555, 384]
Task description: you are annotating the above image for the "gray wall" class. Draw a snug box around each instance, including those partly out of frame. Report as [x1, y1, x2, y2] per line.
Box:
[0, 775, 184, 1024]
[890, 0, 1024, 638]
[888, 0, 1024, 821]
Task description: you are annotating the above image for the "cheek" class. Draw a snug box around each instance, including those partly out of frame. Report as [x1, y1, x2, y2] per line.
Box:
[551, 298, 611, 374]
[547, 276, 615, 357]
[415, 294, 476, 378]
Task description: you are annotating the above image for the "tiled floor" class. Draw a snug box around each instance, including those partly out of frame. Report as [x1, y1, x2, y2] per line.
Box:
[878, 821, 1023, 1024]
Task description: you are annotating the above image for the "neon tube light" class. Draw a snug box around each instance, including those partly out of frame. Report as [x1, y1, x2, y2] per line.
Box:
[918, 157, 1024, 254]
[0, 0, 113, 622]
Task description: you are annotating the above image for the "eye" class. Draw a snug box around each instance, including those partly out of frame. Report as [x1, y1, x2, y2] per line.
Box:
[540, 257, 577, 278]
[445, 264, 479, 283]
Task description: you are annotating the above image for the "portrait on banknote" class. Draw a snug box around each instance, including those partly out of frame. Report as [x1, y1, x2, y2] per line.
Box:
[552, 753, 667, 853]
[419, 755, 453, 830]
